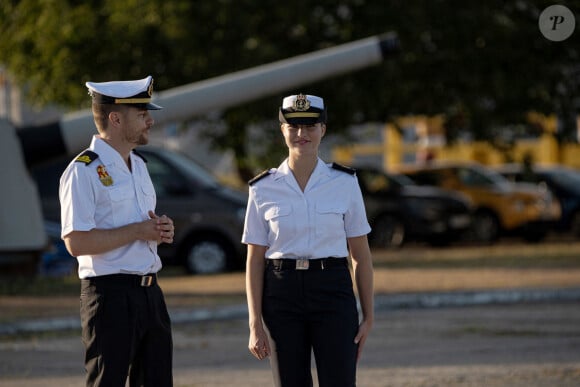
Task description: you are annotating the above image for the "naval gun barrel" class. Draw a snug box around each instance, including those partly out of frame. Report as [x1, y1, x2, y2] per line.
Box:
[3, 32, 399, 270]
[17, 32, 399, 165]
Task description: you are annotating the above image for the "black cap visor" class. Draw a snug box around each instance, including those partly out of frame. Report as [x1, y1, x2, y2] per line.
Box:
[145, 102, 163, 110]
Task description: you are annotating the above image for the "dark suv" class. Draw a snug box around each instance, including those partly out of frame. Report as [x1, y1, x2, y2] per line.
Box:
[355, 166, 473, 248]
[30, 146, 247, 274]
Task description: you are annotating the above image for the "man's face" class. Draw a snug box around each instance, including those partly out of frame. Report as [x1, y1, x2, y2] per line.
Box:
[121, 107, 154, 146]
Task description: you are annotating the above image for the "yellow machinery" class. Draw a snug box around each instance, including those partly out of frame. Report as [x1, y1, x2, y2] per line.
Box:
[332, 113, 580, 171]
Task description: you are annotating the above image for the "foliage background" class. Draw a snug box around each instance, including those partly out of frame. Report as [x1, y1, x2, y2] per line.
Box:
[1, 0, 579, 176]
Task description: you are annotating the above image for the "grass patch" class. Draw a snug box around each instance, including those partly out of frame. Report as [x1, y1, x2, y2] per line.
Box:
[376, 254, 580, 269]
[373, 242, 580, 269]
[0, 265, 186, 296]
[0, 328, 80, 342]
[0, 274, 79, 296]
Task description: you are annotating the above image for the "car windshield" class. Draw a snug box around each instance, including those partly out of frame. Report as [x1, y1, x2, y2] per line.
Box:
[544, 168, 580, 193]
[390, 173, 416, 186]
[457, 166, 511, 188]
[142, 148, 220, 189]
[357, 168, 405, 193]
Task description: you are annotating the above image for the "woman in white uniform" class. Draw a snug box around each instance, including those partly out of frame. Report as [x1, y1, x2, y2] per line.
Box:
[243, 93, 374, 387]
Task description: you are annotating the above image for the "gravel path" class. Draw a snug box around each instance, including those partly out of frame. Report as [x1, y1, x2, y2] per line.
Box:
[2, 241, 580, 386]
[1, 302, 579, 386]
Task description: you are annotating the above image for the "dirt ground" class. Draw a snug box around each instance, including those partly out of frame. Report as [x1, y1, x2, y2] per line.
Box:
[1, 265, 580, 323]
[3, 240, 580, 323]
[1, 241, 580, 386]
[1, 302, 579, 387]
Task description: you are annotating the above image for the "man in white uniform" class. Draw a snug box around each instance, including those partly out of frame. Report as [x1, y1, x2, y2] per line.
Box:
[59, 76, 175, 386]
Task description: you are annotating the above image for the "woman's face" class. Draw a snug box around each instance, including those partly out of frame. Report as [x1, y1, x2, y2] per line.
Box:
[281, 122, 326, 156]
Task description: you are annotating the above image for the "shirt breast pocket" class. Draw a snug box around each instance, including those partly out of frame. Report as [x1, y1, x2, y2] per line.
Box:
[139, 182, 156, 213]
[316, 203, 346, 239]
[108, 187, 137, 226]
[264, 204, 293, 239]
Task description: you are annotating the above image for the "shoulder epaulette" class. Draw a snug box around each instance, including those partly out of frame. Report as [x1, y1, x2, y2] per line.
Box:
[132, 149, 148, 162]
[75, 150, 99, 166]
[331, 162, 356, 175]
[248, 169, 272, 185]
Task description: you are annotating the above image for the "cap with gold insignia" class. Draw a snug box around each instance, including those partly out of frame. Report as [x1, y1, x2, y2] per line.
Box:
[85, 75, 162, 110]
[279, 93, 326, 125]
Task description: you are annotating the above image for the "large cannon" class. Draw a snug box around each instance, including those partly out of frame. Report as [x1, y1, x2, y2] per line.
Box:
[2, 32, 399, 272]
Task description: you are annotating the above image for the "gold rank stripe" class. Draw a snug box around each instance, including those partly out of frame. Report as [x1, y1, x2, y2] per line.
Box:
[284, 112, 320, 118]
[76, 155, 93, 163]
[114, 98, 152, 104]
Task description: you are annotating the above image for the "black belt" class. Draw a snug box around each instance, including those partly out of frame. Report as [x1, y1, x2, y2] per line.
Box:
[267, 258, 347, 271]
[83, 273, 158, 288]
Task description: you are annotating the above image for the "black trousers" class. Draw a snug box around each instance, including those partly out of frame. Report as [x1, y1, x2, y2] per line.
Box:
[80, 274, 173, 387]
[262, 260, 359, 387]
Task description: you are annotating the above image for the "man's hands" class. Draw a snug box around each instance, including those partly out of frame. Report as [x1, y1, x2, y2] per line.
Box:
[63, 211, 175, 256]
[148, 210, 175, 244]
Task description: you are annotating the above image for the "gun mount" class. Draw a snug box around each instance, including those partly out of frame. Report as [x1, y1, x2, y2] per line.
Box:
[3, 32, 399, 273]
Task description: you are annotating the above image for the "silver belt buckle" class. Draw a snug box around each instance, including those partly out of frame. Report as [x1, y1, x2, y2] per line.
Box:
[295, 259, 309, 270]
[140, 275, 154, 287]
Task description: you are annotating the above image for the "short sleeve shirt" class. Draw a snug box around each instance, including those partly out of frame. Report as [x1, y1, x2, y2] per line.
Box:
[241, 158, 371, 259]
[59, 135, 162, 278]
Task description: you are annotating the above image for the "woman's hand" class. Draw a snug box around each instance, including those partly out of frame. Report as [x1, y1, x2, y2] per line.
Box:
[354, 318, 373, 362]
[249, 324, 271, 360]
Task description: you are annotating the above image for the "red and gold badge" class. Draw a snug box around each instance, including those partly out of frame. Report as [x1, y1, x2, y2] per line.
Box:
[97, 165, 113, 186]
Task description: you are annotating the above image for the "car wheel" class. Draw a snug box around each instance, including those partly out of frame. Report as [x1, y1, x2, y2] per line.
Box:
[183, 236, 231, 274]
[371, 215, 405, 249]
[570, 211, 580, 238]
[427, 235, 452, 247]
[470, 211, 500, 244]
[522, 228, 547, 243]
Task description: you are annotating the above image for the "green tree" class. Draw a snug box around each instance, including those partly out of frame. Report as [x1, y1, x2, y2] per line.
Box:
[2, 0, 579, 177]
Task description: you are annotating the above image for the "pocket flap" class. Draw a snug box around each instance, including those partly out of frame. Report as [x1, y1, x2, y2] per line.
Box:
[264, 205, 291, 220]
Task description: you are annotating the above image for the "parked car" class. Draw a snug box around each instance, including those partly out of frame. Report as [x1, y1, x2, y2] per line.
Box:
[39, 220, 77, 277]
[398, 162, 561, 244]
[354, 166, 473, 248]
[29, 146, 247, 274]
[495, 163, 580, 238]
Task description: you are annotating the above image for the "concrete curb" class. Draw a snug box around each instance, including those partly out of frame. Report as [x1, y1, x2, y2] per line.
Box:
[1, 287, 580, 336]
[374, 287, 580, 310]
